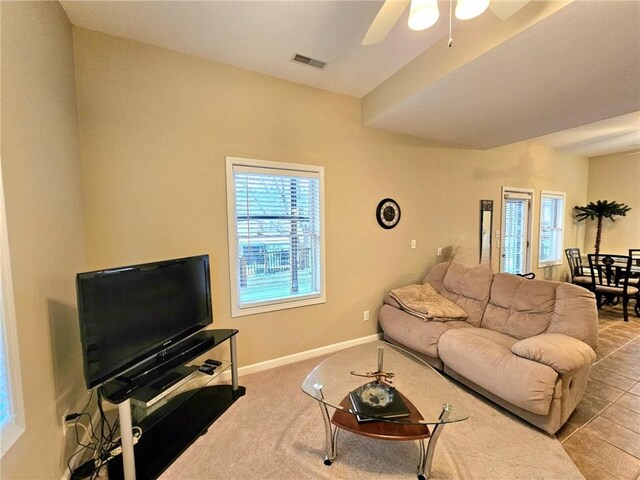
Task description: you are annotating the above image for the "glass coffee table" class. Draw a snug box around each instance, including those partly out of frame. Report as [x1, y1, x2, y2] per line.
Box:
[301, 341, 468, 480]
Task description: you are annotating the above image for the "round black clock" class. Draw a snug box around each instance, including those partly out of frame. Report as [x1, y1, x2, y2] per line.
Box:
[376, 198, 401, 229]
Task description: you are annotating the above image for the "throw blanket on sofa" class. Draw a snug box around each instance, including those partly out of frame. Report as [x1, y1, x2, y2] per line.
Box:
[389, 283, 468, 322]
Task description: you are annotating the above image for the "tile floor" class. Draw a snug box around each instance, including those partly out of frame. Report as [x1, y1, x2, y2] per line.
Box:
[557, 303, 640, 480]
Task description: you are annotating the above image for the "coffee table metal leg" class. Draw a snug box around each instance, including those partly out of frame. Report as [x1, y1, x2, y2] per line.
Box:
[331, 427, 339, 459]
[418, 438, 427, 479]
[313, 384, 337, 465]
[418, 403, 452, 480]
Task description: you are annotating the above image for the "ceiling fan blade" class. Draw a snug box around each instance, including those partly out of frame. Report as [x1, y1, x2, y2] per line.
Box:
[362, 0, 411, 46]
[489, 0, 530, 21]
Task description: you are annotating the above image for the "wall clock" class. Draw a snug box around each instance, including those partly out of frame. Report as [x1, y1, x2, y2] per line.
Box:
[376, 198, 401, 229]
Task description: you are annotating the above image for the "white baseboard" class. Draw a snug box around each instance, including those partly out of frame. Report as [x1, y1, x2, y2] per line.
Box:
[233, 332, 382, 378]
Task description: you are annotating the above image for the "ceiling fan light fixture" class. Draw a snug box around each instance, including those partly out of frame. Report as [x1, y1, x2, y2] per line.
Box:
[455, 0, 490, 20]
[408, 0, 439, 31]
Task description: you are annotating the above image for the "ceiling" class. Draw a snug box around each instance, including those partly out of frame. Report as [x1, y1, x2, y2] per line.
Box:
[60, 0, 640, 157]
[532, 112, 640, 158]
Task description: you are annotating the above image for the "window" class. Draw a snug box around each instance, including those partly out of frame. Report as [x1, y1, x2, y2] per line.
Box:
[0, 325, 12, 429]
[501, 187, 534, 274]
[0, 163, 24, 456]
[538, 191, 566, 267]
[226, 157, 325, 317]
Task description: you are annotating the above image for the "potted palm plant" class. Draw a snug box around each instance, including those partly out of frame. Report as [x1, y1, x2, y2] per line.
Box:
[574, 200, 631, 254]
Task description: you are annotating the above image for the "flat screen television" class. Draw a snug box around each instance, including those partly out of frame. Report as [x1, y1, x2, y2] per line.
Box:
[76, 254, 212, 389]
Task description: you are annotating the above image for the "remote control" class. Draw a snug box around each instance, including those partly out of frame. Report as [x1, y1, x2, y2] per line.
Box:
[205, 359, 223, 366]
[198, 364, 216, 375]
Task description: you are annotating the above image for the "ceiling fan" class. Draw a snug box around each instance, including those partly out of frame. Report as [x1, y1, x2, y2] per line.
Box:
[362, 0, 530, 46]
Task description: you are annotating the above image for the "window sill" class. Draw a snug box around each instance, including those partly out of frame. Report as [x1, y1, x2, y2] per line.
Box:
[1, 420, 25, 457]
[231, 294, 326, 318]
[538, 260, 563, 268]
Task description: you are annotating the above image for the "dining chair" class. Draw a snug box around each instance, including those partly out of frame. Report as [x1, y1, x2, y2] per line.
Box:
[629, 249, 640, 272]
[565, 248, 592, 289]
[629, 249, 640, 315]
[588, 254, 638, 322]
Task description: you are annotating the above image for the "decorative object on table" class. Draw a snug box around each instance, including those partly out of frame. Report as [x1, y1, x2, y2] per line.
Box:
[573, 200, 632, 254]
[350, 344, 395, 383]
[349, 382, 410, 422]
[354, 381, 394, 407]
[347, 345, 409, 422]
[479, 200, 493, 264]
[376, 198, 401, 229]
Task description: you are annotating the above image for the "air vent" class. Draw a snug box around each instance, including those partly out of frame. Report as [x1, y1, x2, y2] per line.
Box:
[291, 53, 327, 70]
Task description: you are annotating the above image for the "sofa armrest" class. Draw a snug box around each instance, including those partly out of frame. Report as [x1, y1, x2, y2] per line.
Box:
[511, 333, 596, 374]
[383, 294, 402, 309]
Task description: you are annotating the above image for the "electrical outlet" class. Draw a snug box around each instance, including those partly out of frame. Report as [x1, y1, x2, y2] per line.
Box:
[363, 310, 370, 322]
[411, 240, 416, 249]
[437, 247, 442, 256]
[62, 409, 70, 436]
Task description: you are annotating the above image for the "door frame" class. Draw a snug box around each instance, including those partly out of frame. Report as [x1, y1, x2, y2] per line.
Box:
[500, 186, 535, 274]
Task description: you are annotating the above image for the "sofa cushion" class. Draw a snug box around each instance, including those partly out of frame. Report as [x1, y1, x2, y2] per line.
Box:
[511, 333, 596, 374]
[438, 328, 558, 415]
[422, 261, 451, 293]
[425, 262, 493, 327]
[482, 273, 556, 339]
[378, 304, 472, 358]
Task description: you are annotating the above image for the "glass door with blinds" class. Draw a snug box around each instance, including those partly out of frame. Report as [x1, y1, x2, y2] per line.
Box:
[501, 188, 534, 274]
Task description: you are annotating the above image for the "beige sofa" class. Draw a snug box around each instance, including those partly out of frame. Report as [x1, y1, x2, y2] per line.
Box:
[379, 261, 598, 435]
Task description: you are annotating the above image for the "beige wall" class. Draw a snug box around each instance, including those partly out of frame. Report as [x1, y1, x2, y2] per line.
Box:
[585, 153, 640, 254]
[73, 28, 588, 369]
[1, 2, 88, 478]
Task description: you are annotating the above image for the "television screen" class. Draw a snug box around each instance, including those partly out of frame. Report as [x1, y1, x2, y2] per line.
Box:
[77, 255, 212, 388]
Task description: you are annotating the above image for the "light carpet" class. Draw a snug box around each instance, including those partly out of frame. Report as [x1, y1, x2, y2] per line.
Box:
[161, 355, 584, 480]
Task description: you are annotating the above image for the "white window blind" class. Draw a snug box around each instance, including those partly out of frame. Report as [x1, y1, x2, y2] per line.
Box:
[501, 189, 533, 275]
[226, 158, 325, 317]
[538, 191, 566, 267]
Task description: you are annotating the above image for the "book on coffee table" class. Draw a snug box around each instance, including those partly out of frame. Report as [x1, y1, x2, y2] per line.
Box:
[348, 387, 410, 423]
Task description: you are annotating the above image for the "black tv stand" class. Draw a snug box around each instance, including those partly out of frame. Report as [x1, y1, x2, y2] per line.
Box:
[148, 368, 194, 392]
[101, 329, 244, 480]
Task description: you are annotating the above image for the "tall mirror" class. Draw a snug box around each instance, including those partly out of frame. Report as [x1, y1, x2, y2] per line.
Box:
[480, 200, 493, 265]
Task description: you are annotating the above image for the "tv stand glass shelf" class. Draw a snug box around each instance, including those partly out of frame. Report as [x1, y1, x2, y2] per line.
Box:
[100, 328, 245, 480]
